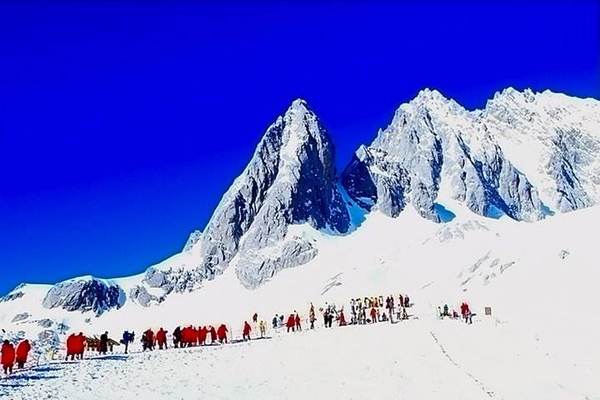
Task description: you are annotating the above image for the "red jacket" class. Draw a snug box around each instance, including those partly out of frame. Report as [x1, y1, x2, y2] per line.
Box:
[339, 311, 347, 326]
[286, 315, 295, 328]
[199, 327, 207, 343]
[75, 334, 86, 354]
[370, 307, 377, 319]
[209, 327, 217, 341]
[66, 334, 76, 355]
[15, 340, 31, 363]
[242, 322, 251, 336]
[155, 329, 167, 344]
[1, 343, 16, 366]
[217, 324, 228, 340]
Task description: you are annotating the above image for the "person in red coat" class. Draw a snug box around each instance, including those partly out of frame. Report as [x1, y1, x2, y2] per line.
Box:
[217, 324, 229, 344]
[370, 307, 377, 323]
[339, 310, 347, 326]
[242, 321, 251, 341]
[1, 340, 16, 375]
[286, 314, 295, 333]
[155, 328, 167, 350]
[15, 339, 31, 369]
[198, 326, 207, 345]
[209, 326, 217, 344]
[75, 333, 86, 359]
[66, 334, 77, 361]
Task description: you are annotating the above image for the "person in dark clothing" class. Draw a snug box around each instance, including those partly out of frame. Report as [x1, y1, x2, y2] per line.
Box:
[121, 331, 134, 354]
[99, 332, 109, 355]
[173, 327, 182, 348]
[272, 315, 279, 329]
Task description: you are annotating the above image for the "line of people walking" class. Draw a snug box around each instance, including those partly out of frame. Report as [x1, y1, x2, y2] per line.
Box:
[0, 339, 31, 376]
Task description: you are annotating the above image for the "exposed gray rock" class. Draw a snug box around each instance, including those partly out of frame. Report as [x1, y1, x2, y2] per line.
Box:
[183, 230, 202, 252]
[42, 277, 125, 315]
[129, 285, 163, 307]
[11, 313, 30, 323]
[38, 319, 54, 328]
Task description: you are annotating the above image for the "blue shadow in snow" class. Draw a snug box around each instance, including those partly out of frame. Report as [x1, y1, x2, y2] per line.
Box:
[434, 203, 456, 222]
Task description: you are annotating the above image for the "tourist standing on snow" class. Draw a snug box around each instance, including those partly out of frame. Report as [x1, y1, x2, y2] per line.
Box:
[259, 320, 267, 338]
[286, 314, 296, 332]
[15, 339, 31, 369]
[209, 326, 217, 344]
[242, 321, 252, 341]
[338, 309, 347, 326]
[309, 304, 316, 329]
[76, 333, 86, 359]
[156, 328, 168, 350]
[99, 331, 109, 355]
[121, 331, 134, 354]
[172, 326, 182, 348]
[1, 340, 15, 375]
[294, 312, 302, 331]
[217, 324, 228, 344]
[272, 314, 279, 329]
[370, 306, 377, 323]
[386, 296, 395, 323]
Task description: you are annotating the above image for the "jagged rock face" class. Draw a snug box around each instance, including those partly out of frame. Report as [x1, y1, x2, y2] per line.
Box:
[11, 313, 30, 323]
[129, 285, 163, 307]
[42, 278, 125, 315]
[343, 89, 546, 222]
[483, 88, 600, 212]
[182, 230, 202, 252]
[192, 99, 350, 287]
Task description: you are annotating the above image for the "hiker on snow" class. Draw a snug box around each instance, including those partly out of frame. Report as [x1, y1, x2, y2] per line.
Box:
[294, 312, 302, 331]
[121, 331, 134, 354]
[76, 333, 86, 359]
[386, 296, 395, 323]
[99, 331, 109, 355]
[286, 314, 296, 333]
[338, 309, 347, 326]
[272, 315, 279, 329]
[15, 339, 31, 369]
[370, 307, 377, 323]
[217, 324, 228, 344]
[142, 329, 154, 351]
[156, 328, 168, 350]
[259, 320, 267, 338]
[199, 326, 207, 345]
[209, 326, 217, 344]
[172, 326, 182, 348]
[309, 304, 316, 329]
[242, 321, 252, 341]
[1, 340, 15, 375]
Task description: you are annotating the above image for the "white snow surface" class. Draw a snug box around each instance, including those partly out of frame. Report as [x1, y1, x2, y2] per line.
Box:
[1, 204, 600, 399]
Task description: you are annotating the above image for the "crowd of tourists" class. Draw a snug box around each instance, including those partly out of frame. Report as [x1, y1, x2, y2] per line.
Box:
[0, 294, 481, 375]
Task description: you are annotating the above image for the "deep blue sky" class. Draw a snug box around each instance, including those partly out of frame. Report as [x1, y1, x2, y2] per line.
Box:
[0, 1, 598, 295]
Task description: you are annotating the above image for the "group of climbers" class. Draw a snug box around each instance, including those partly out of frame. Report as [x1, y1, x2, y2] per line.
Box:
[0, 339, 31, 375]
[6, 294, 478, 371]
[438, 302, 474, 324]
[350, 294, 410, 325]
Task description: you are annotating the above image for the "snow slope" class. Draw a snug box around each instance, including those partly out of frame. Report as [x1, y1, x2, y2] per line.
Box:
[2, 204, 600, 399]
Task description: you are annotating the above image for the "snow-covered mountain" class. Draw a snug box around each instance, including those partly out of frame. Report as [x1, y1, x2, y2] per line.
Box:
[1, 88, 599, 340]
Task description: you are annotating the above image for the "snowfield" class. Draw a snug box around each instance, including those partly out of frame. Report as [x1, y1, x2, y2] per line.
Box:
[2, 205, 600, 399]
[1, 318, 598, 400]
